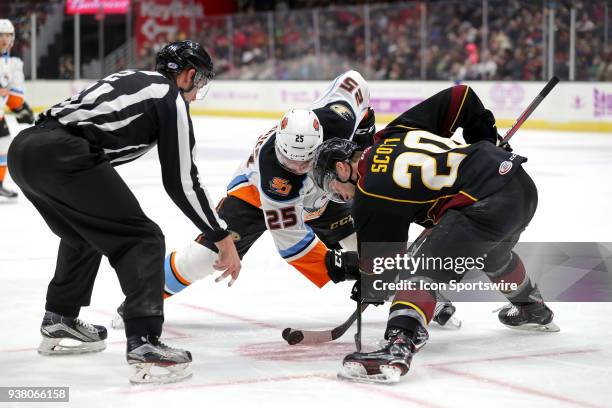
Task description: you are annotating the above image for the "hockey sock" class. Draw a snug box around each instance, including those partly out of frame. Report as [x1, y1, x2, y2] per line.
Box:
[486, 252, 543, 304]
[163, 252, 191, 299]
[386, 282, 436, 338]
[0, 116, 10, 183]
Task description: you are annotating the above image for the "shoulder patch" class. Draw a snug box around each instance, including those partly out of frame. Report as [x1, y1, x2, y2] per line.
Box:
[329, 103, 355, 121]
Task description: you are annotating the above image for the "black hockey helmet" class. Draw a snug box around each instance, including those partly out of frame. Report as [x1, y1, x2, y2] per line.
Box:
[311, 137, 360, 203]
[156, 40, 214, 88]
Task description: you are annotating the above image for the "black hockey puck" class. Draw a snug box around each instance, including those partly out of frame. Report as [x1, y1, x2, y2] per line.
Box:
[282, 328, 304, 345]
[286, 330, 304, 345]
[282, 327, 292, 341]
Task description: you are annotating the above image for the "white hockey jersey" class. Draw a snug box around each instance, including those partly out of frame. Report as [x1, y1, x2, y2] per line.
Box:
[0, 53, 26, 116]
[226, 70, 370, 287]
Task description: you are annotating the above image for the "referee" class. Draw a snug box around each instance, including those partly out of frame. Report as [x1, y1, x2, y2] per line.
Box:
[7, 41, 240, 381]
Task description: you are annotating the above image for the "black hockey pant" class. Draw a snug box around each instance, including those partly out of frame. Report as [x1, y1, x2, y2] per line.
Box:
[8, 120, 164, 337]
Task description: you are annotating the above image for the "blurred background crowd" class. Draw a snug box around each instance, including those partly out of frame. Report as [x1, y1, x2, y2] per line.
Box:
[2, 0, 611, 81]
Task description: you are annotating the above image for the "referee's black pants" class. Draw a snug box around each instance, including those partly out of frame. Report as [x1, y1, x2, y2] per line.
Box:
[8, 120, 164, 337]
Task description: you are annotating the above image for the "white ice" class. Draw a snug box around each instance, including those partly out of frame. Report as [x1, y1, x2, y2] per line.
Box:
[1, 116, 611, 408]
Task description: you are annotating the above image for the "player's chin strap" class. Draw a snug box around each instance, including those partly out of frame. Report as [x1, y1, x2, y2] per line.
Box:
[337, 162, 357, 186]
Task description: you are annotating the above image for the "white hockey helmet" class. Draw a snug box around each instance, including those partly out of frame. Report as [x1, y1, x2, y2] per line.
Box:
[0, 19, 15, 52]
[275, 109, 324, 174]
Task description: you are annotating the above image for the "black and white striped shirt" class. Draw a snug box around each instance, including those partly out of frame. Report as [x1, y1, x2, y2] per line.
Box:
[40, 69, 228, 241]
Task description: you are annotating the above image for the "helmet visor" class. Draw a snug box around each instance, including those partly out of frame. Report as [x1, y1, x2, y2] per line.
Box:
[192, 67, 214, 100]
[321, 170, 352, 204]
[275, 144, 313, 175]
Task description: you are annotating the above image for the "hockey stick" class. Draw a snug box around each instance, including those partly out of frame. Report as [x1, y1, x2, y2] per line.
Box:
[499, 76, 560, 147]
[282, 303, 369, 345]
[282, 79, 559, 347]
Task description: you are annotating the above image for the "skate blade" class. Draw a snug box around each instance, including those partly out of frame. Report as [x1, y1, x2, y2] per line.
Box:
[110, 314, 125, 330]
[337, 362, 401, 384]
[129, 363, 192, 385]
[503, 321, 560, 333]
[38, 337, 106, 355]
[0, 197, 18, 204]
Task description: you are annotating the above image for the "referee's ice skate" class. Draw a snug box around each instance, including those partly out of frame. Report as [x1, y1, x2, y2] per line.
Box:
[110, 302, 125, 330]
[127, 335, 193, 385]
[38, 311, 107, 355]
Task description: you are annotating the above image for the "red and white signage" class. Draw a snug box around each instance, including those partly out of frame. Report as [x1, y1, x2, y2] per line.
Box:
[135, 0, 205, 50]
[66, 0, 131, 15]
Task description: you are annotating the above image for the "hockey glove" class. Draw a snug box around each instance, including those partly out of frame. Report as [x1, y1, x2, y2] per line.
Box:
[353, 107, 376, 149]
[462, 108, 498, 145]
[350, 279, 385, 306]
[12, 102, 35, 124]
[496, 135, 513, 152]
[325, 249, 360, 283]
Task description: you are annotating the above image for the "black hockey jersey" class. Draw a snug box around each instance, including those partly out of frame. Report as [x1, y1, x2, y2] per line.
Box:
[353, 85, 527, 243]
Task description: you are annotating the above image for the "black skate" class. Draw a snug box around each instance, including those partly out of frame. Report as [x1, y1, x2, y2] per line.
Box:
[110, 302, 125, 330]
[127, 335, 192, 385]
[338, 327, 428, 384]
[0, 184, 18, 202]
[38, 311, 107, 355]
[433, 292, 461, 328]
[496, 302, 560, 332]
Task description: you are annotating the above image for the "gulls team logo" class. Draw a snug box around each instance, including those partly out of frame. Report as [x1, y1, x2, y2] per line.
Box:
[313, 118, 319, 131]
[281, 117, 289, 130]
[499, 161, 513, 175]
[269, 177, 292, 196]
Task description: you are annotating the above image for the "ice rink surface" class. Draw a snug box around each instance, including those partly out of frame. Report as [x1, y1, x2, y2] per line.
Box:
[1, 116, 611, 408]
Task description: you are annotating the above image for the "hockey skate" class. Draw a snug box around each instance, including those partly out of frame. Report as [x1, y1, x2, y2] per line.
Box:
[338, 326, 429, 384]
[433, 294, 461, 329]
[38, 311, 107, 355]
[0, 184, 18, 202]
[110, 302, 125, 329]
[495, 302, 560, 332]
[127, 335, 192, 385]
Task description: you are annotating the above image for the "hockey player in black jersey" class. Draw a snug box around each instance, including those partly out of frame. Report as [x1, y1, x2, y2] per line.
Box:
[312, 84, 559, 383]
[7, 40, 241, 384]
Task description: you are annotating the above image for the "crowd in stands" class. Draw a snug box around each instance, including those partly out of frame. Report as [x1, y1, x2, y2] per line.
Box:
[194, 0, 611, 81]
[0, 0, 61, 59]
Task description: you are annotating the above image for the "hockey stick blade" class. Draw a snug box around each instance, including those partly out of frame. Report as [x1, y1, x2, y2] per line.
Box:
[500, 76, 559, 145]
[282, 303, 369, 345]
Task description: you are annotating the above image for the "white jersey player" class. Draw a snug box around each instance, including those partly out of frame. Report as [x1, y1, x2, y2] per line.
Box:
[158, 70, 372, 296]
[0, 19, 34, 201]
[111, 71, 375, 331]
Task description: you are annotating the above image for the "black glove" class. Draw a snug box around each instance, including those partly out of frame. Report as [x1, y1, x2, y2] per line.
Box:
[325, 249, 360, 283]
[12, 102, 35, 124]
[350, 279, 384, 306]
[353, 107, 376, 149]
[462, 108, 497, 145]
[496, 135, 513, 152]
